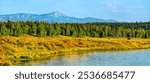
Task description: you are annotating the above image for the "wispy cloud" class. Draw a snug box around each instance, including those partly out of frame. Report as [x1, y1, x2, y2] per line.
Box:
[102, 1, 145, 13]
[102, 1, 122, 13]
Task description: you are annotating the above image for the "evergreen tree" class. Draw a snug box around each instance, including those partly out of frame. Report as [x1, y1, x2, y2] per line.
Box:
[37, 23, 46, 37]
[0, 23, 8, 36]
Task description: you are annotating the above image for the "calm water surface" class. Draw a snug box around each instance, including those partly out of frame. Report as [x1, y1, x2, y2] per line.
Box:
[13, 50, 150, 66]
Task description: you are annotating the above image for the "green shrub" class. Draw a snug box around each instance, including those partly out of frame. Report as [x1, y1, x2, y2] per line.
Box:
[19, 55, 29, 59]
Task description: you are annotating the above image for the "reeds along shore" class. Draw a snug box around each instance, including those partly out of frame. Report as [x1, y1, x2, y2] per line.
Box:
[0, 36, 150, 66]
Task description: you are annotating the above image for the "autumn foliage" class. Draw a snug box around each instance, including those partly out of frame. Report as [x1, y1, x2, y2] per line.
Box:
[0, 36, 150, 61]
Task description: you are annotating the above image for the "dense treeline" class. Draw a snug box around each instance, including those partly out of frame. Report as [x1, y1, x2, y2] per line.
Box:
[0, 21, 150, 38]
[90, 22, 150, 30]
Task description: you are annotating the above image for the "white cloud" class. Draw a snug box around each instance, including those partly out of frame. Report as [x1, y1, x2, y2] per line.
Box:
[102, 1, 122, 13]
[102, 1, 145, 13]
[105, 2, 120, 12]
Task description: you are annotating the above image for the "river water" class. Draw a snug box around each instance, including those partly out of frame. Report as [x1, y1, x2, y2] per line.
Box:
[13, 49, 150, 66]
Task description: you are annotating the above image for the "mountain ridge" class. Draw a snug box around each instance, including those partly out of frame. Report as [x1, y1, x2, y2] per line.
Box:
[0, 11, 117, 23]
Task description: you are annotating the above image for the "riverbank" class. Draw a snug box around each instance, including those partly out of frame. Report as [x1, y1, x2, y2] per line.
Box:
[0, 36, 150, 66]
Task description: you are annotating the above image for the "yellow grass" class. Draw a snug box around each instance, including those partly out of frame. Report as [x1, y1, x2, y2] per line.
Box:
[0, 36, 150, 65]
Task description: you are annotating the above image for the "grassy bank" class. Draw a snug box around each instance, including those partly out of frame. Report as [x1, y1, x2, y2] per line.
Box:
[0, 36, 150, 65]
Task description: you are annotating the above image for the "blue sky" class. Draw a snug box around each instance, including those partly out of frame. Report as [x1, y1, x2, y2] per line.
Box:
[0, 0, 150, 22]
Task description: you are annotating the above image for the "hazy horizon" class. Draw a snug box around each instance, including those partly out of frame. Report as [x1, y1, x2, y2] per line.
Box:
[0, 0, 150, 22]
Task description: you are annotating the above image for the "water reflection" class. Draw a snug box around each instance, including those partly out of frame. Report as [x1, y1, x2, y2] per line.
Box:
[12, 49, 150, 66]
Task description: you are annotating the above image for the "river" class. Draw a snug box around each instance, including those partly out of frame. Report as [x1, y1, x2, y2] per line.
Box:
[12, 49, 150, 66]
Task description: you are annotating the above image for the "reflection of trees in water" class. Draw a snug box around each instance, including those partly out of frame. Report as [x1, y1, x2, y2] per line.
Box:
[12, 49, 148, 66]
[11, 50, 92, 66]
[12, 60, 50, 66]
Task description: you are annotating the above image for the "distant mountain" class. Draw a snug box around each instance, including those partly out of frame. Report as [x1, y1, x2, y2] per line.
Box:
[0, 11, 117, 23]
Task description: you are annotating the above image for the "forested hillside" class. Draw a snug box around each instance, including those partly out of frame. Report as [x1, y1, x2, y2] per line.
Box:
[0, 21, 150, 38]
